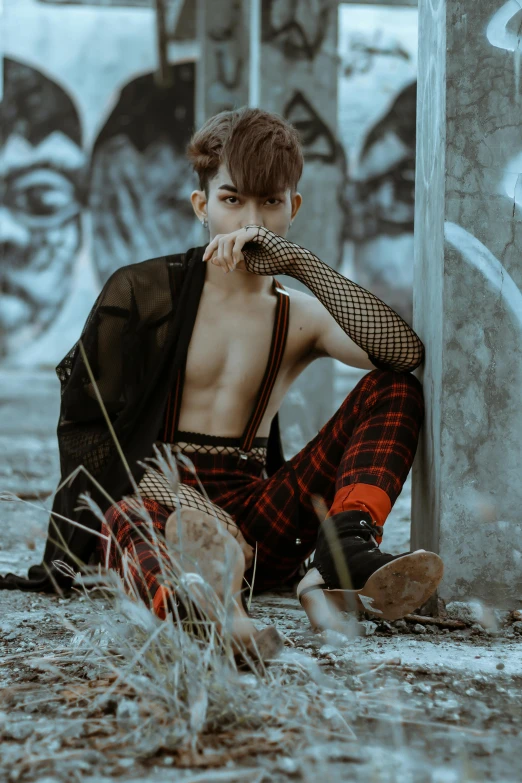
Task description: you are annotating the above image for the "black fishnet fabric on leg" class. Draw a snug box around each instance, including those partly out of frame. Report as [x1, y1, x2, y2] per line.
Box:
[167, 440, 267, 464]
[242, 226, 424, 373]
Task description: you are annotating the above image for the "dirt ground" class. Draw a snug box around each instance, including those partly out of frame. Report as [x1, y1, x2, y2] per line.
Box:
[1, 369, 521, 782]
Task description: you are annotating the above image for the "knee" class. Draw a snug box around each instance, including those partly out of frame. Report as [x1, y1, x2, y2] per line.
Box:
[369, 368, 423, 394]
[365, 369, 425, 415]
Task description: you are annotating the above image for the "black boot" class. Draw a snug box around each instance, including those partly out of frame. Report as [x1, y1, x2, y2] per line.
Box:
[298, 510, 444, 624]
[311, 510, 409, 590]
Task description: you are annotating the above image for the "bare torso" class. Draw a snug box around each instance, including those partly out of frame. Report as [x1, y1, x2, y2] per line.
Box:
[176, 278, 318, 440]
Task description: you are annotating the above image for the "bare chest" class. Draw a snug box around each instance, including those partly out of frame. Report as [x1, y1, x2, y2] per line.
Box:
[184, 287, 312, 401]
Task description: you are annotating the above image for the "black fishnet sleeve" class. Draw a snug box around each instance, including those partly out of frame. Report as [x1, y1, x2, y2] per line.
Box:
[242, 226, 424, 373]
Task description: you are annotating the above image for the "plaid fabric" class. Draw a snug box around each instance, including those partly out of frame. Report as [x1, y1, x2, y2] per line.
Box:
[99, 497, 179, 618]
[100, 368, 424, 608]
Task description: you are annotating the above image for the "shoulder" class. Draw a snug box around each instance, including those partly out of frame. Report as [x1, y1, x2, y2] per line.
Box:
[281, 284, 322, 320]
[277, 284, 325, 359]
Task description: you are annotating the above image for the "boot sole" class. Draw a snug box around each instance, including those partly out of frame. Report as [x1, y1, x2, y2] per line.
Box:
[299, 550, 444, 627]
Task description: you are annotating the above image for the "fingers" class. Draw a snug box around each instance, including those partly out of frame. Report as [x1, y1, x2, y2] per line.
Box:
[202, 227, 258, 273]
[219, 235, 235, 272]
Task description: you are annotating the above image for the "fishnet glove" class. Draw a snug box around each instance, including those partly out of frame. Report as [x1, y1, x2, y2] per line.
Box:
[242, 225, 424, 372]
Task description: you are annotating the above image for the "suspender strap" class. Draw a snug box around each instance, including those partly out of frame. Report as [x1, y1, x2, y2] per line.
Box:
[239, 278, 290, 454]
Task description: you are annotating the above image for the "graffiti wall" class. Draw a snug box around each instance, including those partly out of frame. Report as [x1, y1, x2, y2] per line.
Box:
[2, 0, 198, 367]
[338, 3, 418, 324]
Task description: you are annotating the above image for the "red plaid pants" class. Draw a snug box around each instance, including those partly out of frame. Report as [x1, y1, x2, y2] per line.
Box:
[99, 369, 424, 614]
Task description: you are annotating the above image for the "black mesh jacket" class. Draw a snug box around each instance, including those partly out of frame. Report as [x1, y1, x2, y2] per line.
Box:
[0, 245, 286, 593]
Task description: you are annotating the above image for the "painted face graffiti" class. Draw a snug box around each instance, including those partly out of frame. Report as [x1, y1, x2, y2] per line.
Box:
[0, 58, 86, 359]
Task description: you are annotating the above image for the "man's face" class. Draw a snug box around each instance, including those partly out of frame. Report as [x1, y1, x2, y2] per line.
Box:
[204, 163, 296, 241]
[0, 132, 85, 357]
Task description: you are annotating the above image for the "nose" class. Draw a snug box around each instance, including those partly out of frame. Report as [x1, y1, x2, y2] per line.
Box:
[0, 208, 31, 249]
[243, 212, 263, 226]
[243, 204, 265, 228]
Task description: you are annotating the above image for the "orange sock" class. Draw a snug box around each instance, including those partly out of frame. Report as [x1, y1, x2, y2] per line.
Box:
[327, 483, 392, 544]
[152, 585, 171, 620]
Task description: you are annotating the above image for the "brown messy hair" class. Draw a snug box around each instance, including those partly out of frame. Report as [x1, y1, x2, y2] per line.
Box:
[186, 107, 304, 196]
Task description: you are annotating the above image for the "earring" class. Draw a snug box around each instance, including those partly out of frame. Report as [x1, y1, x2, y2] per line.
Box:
[201, 217, 208, 228]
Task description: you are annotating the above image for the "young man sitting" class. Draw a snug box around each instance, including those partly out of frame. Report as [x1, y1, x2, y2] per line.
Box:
[1, 107, 443, 652]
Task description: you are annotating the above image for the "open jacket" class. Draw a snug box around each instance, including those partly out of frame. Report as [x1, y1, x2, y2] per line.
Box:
[0, 245, 286, 593]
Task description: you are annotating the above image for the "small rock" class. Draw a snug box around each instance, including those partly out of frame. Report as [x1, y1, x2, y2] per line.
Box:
[512, 621, 522, 635]
[115, 758, 135, 770]
[496, 662, 505, 670]
[361, 620, 377, 636]
[3, 721, 34, 740]
[413, 623, 426, 634]
[116, 699, 141, 728]
[276, 757, 298, 774]
[318, 644, 336, 656]
[446, 600, 498, 630]
[473, 674, 488, 685]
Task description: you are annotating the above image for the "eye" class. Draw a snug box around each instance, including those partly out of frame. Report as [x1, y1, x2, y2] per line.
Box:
[265, 198, 281, 205]
[6, 167, 81, 228]
[223, 196, 239, 204]
[10, 169, 76, 217]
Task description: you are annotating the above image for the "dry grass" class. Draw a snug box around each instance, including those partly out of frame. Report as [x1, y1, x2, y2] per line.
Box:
[1, 435, 364, 780]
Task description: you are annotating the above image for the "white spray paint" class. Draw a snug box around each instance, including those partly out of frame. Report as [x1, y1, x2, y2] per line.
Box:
[500, 150, 522, 212]
[486, 1, 522, 100]
[444, 222, 522, 326]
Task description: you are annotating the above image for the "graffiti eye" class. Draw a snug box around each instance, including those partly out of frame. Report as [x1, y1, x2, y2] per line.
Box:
[8, 168, 79, 222]
[16, 184, 71, 216]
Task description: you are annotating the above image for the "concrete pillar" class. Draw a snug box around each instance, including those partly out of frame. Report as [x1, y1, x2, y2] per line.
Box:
[195, 0, 250, 126]
[192, 0, 250, 275]
[412, 0, 522, 607]
[255, 0, 346, 452]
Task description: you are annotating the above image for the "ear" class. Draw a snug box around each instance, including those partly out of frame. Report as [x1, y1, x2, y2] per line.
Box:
[190, 189, 208, 222]
[291, 191, 303, 221]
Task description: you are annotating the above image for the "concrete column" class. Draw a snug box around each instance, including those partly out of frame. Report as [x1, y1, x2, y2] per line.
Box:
[195, 0, 250, 126]
[192, 0, 250, 260]
[412, 0, 522, 607]
[256, 0, 346, 452]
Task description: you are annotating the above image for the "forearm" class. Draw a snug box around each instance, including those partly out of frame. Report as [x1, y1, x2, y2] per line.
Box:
[242, 226, 424, 373]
